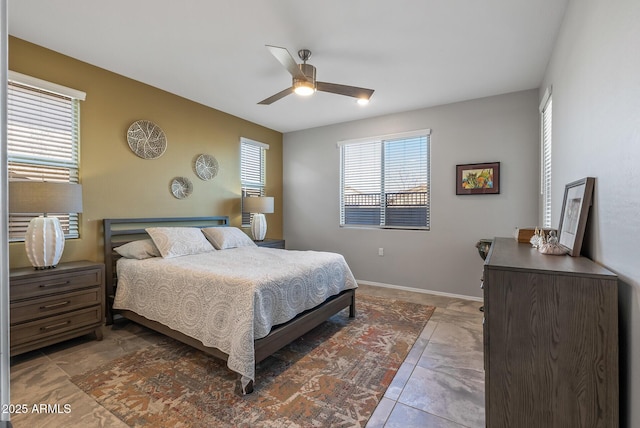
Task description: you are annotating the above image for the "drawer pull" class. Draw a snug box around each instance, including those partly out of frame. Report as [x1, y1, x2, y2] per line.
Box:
[39, 280, 71, 288]
[480, 280, 484, 289]
[40, 301, 71, 310]
[40, 320, 71, 331]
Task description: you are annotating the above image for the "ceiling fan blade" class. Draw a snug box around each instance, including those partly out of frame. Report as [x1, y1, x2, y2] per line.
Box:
[316, 82, 375, 100]
[257, 87, 294, 105]
[266, 45, 308, 81]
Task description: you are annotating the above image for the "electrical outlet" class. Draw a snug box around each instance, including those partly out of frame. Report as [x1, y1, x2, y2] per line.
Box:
[378, 247, 384, 256]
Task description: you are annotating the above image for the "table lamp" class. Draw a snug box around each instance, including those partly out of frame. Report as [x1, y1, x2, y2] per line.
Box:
[242, 196, 274, 241]
[9, 181, 83, 269]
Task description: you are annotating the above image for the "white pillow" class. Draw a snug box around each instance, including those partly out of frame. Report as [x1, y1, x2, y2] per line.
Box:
[202, 227, 257, 250]
[146, 227, 215, 258]
[114, 239, 161, 260]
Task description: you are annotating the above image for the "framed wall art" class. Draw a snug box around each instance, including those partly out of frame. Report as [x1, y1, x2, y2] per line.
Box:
[557, 177, 595, 256]
[456, 162, 500, 195]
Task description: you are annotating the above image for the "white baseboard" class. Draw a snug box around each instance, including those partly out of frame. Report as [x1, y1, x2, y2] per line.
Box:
[356, 279, 483, 302]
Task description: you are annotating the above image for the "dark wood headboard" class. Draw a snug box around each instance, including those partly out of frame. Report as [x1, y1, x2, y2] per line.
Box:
[102, 216, 229, 324]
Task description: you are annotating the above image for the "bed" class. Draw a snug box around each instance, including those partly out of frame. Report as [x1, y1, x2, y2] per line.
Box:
[103, 216, 357, 393]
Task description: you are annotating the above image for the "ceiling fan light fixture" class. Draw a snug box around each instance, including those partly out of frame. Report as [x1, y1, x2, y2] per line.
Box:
[258, 46, 375, 105]
[293, 80, 315, 96]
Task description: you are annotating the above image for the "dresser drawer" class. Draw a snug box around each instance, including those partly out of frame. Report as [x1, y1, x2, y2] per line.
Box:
[10, 268, 103, 301]
[10, 287, 102, 325]
[10, 305, 102, 347]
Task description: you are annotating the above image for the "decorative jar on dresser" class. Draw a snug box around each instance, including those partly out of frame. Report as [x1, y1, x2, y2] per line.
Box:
[483, 238, 618, 428]
[9, 261, 105, 356]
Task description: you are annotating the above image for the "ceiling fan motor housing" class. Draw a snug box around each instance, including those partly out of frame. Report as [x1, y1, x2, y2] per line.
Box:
[294, 63, 317, 92]
[299, 63, 316, 82]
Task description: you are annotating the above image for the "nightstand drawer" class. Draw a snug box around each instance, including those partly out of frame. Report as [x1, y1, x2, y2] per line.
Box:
[10, 268, 102, 301]
[10, 287, 102, 325]
[10, 305, 102, 347]
[9, 261, 105, 356]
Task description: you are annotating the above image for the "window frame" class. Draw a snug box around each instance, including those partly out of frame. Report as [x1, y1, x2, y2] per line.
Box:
[7, 71, 85, 242]
[240, 137, 269, 227]
[338, 129, 431, 230]
[540, 88, 552, 228]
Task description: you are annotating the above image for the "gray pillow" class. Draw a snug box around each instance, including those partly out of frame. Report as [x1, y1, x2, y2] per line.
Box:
[146, 227, 215, 258]
[202, 227, 257, 250]
[114, 239, 161, 260]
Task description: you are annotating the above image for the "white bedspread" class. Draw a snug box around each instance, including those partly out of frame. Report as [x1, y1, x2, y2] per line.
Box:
[113, 247, 357, 388]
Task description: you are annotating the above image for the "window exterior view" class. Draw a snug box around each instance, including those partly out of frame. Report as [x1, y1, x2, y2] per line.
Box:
[340, 130, 430, 229]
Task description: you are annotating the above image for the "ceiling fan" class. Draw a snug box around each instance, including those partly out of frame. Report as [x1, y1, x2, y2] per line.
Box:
[258, 45, 375, 105]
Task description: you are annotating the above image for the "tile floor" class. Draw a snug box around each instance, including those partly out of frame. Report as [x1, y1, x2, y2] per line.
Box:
[360, 284, 485, 428]
[8, 284, 485, 428]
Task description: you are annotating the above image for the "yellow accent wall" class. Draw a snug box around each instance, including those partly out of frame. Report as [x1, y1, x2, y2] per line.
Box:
[8, 37, 283, 268]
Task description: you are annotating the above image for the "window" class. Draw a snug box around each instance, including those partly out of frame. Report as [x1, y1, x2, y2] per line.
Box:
[7, 71, 85, 241]
[339, 129, 431, 229]
[540, 89, 552, 228]
[240, 137, 269, 226]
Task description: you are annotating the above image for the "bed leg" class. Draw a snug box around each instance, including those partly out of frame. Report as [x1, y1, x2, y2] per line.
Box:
[349, 291, 356, 318]
[236, 376, 254, 395]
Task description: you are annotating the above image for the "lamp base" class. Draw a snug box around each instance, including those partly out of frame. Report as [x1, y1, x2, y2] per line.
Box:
[250, 213, 267, 241]
[25, 216, 65, 269]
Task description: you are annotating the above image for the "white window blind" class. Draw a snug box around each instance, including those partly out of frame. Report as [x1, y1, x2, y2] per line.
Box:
[7, 73, 84, 241]
[540, 90, 552, 228]
[240, 138, 269, 226]
[339, 130, 430, 229]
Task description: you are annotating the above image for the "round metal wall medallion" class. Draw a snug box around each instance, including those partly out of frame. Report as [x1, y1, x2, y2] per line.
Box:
[170, 177, 193, 199]
[126, 120, 167, 159]
[194, 154, 219, 180]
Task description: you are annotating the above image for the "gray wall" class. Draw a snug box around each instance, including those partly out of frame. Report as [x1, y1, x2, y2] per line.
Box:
[283, 89, 539, 299]
[540, 0, 640, 425]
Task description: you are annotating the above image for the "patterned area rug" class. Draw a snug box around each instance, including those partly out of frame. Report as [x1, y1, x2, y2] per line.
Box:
[71, 294, 434, 427]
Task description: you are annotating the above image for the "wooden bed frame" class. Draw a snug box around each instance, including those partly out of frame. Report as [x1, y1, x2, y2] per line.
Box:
[103, 216, 356, 393]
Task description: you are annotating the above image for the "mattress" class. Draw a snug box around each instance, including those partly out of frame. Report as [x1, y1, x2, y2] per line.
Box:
[113, 246, 358, 387]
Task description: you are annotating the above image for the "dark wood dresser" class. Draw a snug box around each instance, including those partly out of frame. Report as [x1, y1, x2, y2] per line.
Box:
[9, 261, 105, 356]
[483, 238, 618, 428]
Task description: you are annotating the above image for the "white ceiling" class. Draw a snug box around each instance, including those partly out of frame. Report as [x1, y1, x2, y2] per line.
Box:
[8, 0, 568, 133]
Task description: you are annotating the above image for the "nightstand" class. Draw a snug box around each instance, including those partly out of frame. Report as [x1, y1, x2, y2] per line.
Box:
[9, 261, 105, 356]
[255, 239, 285, 249]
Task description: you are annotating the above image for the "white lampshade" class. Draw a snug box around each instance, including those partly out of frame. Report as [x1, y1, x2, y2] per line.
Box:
[242, 196, 274, 214]
[9, 181, 83, 214]
[243, 196, 274, 241]
[9, 181, 83, 269]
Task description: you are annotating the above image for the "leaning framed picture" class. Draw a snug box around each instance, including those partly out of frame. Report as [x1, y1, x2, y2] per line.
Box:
[456, 162, 500, 195]
[558, 177, 595, 256]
